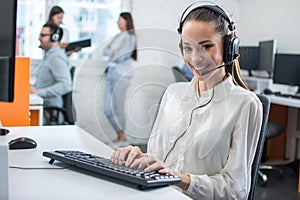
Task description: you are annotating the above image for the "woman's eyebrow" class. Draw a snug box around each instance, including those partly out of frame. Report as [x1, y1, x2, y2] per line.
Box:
[198, 40, 212, 45]
[182, 40, 212, 45]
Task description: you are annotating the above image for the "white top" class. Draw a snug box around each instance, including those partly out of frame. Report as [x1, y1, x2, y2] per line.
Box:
[61, 27, 69, 44]
[148, 76, 263, 200]
[109, 32, 128, 52]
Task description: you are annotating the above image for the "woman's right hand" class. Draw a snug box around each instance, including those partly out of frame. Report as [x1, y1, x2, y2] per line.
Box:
[111, 145, 144, 167]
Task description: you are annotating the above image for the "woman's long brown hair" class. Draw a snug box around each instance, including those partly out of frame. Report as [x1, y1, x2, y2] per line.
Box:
[120, 12, 137, 61]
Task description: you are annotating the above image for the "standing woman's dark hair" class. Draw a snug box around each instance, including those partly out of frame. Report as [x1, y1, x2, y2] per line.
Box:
[120, 12, 137, 61]
[183, 7, 248, 90]
[47, 6, 64, 23]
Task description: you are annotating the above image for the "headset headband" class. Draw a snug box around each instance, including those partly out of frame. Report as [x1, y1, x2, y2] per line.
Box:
[177, 1, 236, 34]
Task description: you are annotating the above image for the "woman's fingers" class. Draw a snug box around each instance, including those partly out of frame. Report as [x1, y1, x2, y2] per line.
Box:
[111, 145, 143, 166]
[117, 148, 130, 165]
[143, 157, 166, 172]
[125, 146, 142, 167]
[130, 155, 146, 168]
[158, 167, 176, 175]
[111, 147, 167, 173]
[131, 155, 166, 172]
[111, 146, 131, 165]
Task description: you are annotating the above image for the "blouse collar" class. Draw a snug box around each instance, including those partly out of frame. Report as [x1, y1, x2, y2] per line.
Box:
[188, 75, 236, 104]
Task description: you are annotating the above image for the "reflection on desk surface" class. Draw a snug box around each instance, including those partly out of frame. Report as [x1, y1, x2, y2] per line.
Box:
[30, 94, 43, 105]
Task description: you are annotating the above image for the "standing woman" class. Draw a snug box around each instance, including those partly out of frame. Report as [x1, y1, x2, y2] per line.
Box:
[47, 6, 69, 49]
[47, 5, 80, 56]
[111, 3, 262, 199]
[103, 12, 137, 148]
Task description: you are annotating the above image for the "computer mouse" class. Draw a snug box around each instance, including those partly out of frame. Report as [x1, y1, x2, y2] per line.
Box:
[9, 137, 37, 150]
[0, 128, 9, 136]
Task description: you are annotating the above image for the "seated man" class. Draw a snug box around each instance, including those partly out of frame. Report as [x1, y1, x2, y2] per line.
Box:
[30, 23, 72, 124]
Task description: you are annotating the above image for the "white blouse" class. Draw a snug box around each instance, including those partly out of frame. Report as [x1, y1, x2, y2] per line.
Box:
[147, 76, 262, 200]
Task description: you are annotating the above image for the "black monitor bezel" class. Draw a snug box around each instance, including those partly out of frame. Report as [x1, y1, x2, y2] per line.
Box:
[273, 53, 300, 87]
[0, 0, 17, 102]
[239, 46, 260, 71]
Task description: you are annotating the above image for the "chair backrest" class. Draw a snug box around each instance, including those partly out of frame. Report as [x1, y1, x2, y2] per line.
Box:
[43, 92, 74, 125]
[172, 66, 188, 82]
[248, 94, 270, 200]
[62, 91, 75, 124]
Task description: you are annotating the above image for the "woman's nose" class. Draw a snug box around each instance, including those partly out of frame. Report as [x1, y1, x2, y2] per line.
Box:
[191, 50, 205, 63]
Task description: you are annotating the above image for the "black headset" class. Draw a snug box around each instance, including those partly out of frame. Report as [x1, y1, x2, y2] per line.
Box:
[50, 26, 61, 42]
[177, 2, 239, 68]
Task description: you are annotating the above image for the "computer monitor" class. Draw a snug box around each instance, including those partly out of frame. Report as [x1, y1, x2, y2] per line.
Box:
[0, 0, 17, 102]
[258, 40, 276, 78]
[273, 53, 300, 91]
[239, 46, 259, 76]
[0, 2, 17, 198]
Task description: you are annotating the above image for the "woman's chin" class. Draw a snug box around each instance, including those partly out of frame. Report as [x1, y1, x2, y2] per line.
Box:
[193, 74, 204, 81]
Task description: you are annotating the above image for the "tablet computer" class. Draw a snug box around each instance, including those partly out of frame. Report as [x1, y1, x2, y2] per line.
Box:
[65, 38, 91, 52]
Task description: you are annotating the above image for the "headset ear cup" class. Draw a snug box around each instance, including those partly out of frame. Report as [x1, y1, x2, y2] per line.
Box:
[50, 27, 61, 42]
[223, 34, 239, 65]
[179, 40, 183, 56]
[51, 33, 59, 42]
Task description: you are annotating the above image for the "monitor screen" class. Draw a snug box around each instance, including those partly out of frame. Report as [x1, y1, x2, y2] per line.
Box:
[258, 40, 276, 78]
[239, 46, 259, 71]
[0, 0, 17, 102]
[273, 53, 300, 87]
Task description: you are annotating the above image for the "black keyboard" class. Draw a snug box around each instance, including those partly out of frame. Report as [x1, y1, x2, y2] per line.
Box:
[274, 93, 300, 99]
[43, 150, 181, 189]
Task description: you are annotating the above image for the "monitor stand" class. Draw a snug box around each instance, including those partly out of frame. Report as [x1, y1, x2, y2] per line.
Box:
[248, 70, 253, 77]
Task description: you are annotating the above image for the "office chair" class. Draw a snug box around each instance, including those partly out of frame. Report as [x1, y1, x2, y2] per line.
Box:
[248, 94, 270, 200]
[43, 92, 75, 125]
[258, 121, 285, 185]
[172, 66, 188, 82]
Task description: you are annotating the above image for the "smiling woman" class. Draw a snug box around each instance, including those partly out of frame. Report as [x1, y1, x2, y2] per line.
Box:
[110, 2, 263, 200]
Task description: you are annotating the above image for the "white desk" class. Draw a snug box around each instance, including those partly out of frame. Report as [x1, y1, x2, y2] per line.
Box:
[29, 94, 43, 126]
[4, 125, 190, 200]
[265, 94, 300, 164]
[266, 94, 300, 108]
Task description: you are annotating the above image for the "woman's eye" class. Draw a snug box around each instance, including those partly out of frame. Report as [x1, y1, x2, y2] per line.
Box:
[183, 46, 192, 52]
[201, 44, 213, 50]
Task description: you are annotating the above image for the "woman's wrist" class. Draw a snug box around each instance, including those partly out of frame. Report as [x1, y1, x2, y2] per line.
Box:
[175, 173, 191, 191]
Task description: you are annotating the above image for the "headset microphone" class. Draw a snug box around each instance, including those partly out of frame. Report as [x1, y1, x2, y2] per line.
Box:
[201, 64, 226, 76]
[201, 52, 239, 76]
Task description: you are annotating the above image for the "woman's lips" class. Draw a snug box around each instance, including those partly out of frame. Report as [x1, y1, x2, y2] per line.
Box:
[191, 63, 211, 72]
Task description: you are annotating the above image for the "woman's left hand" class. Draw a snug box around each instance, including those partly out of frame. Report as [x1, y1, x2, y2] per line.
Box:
[112, 148, 191, 191]
[129, 154, 167, 172]
[136, 157, 191, 191]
